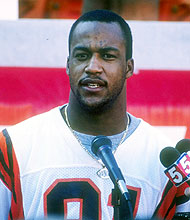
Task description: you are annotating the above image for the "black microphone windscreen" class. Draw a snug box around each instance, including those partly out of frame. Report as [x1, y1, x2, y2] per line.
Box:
[91, 135, 112, 156]
[160, 147, 181, 168]
[175, 139, 190, 153]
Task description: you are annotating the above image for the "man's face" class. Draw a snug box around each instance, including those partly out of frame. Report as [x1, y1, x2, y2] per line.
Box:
[67, 21, 133, 112]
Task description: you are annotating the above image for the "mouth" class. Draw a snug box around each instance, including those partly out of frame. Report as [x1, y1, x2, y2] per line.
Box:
[79, 78, 106, 91]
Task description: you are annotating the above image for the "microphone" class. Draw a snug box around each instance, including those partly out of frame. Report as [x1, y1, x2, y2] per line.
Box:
[91, 136, 133, 219]
[160, 146, 190, 187]
[175, 139, 190, 198]
[91, 136, 130, 199]
[176, 138, 190, 156]
[159, 146, 190, 219]
[160, 146, 181, 168]
[160, 145, 190, 197]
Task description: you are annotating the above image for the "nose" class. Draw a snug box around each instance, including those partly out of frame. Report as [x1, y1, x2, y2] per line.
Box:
[85, 54, 102, 74]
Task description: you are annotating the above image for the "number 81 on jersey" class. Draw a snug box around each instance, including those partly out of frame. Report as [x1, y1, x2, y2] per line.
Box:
[164, 152, 190, 187]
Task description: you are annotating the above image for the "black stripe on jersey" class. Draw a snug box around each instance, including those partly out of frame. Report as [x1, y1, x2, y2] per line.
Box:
[152, 180, 175, 218]
[0, 147, 12, 176]
[0, 131, 12, 187]
[9, 209, 13, 220]
[164, 197, 176, 219]
[176, 194, 190, 206]
[0, 170, 8, 186]
[1, 129, 17, 203]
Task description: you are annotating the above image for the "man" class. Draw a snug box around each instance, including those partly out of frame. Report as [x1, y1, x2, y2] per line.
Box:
[0, 9, 190, 220]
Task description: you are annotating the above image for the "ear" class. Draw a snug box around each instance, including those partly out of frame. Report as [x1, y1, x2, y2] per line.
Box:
[66, 56, 70, 75]
[125, 58, 134, 79]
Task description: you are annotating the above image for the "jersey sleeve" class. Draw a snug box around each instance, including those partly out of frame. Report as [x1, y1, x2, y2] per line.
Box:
[152, 179, 190, 220]
[0, 129, 24, 220]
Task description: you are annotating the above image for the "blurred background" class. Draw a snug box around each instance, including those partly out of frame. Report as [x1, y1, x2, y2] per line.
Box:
[18, 0, 190, 21]
[0, 0, 190, 145]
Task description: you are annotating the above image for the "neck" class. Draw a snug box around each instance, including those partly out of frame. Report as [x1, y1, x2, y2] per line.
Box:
[62, 95, 127, 136]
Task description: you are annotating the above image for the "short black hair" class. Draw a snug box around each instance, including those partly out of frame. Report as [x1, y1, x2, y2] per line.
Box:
[68, 9, 133, 60]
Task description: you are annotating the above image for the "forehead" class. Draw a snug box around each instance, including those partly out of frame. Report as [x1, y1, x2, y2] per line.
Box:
[70, 21, 125, 49]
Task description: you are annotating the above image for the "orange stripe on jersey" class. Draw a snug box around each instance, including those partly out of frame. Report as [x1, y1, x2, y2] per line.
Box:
[0, 129, 24, 219]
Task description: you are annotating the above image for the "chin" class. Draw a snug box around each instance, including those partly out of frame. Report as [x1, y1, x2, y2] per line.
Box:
[78, 98, 114, 114]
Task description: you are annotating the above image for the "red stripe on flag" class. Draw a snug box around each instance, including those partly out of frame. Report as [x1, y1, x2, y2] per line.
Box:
[0, 66, 70, 124]
[127, 69, 190, 106]
[0, 67, 190, 128]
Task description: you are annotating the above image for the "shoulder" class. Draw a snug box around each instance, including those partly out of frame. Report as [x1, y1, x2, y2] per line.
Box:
[0, 106, 68, 175]
[0, 106, 66, 155]
[128, 113, 172, 150]
[6, 106, 63, 137]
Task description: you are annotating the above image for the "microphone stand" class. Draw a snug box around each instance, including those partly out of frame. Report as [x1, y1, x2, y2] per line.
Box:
[112, 184, 134, 220]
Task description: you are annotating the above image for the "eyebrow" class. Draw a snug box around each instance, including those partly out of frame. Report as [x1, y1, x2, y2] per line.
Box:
[99, 47, 120, 53]
[72, 46, 90, 53]
[72, 45, 120, 53]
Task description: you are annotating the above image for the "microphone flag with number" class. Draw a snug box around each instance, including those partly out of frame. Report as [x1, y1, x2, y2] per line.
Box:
[160, 139, 190, 187]
[164, 152, 190, 187]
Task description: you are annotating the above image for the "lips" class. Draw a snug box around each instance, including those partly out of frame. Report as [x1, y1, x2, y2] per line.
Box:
[79, 78, 106, 90]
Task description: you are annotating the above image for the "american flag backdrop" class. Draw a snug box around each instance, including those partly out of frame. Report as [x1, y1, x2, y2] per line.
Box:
[0, 19, 190, 145]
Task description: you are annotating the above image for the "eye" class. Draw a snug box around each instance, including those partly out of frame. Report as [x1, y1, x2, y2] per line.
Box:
[102, 53, 116, 60]
[75, 53, 89, 61]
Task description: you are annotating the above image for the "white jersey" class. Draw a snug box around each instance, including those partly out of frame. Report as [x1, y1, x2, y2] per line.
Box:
[0, 106, 190, 220]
